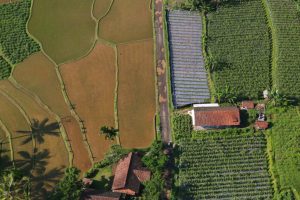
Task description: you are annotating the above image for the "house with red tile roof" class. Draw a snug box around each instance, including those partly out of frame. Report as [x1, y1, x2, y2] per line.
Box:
[255, 121, 269, 130]
[81, 190, 121, 200]
[112, 152, 151, 196]
[190, 106, 240, 130]
[241, 101, 255, 110]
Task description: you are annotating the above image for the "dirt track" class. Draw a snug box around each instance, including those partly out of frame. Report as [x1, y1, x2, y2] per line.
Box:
[154, 0, 171, 143]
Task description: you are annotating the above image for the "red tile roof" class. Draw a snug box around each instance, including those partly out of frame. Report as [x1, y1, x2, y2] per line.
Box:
[255, 121, 269, 130]
[241, 101, 255, 109]
[112, 152, 151, 195]
[194, 107, 240, 127]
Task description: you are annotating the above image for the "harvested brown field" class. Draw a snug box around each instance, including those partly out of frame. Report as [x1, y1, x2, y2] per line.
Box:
[0, 80, 69, 184]
[99, 0, 153, 43]
[13, 52, 69, 117]
[60, 43, 116, 161]
[0, 92, 32, 170]
[13, 52, 92, 171]
[117, 39, 156, 148]
[93, 0, 113, 20]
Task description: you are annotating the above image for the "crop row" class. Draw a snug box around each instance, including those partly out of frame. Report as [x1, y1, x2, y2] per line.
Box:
[267, 0, 300, 97]
[0, 0, 40, 64]
[177, 131, 273, 199]
[206, 0, 271, 99]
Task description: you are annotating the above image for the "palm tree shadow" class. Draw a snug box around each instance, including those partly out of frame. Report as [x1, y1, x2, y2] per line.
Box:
[16, 118, 60, 145]
[31, 166, 65, 200]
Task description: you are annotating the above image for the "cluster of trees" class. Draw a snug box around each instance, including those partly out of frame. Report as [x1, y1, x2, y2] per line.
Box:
[0, 57, 11, 80]
[0, 0, 40, 65]
[179, 0, 230, 12]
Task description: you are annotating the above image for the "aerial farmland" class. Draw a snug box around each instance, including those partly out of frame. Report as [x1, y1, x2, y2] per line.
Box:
[1, 0, 300, 199]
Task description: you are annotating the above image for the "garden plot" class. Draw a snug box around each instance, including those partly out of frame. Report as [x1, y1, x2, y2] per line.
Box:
[168, 10, 210, 108]
[178, 131, 273, 199]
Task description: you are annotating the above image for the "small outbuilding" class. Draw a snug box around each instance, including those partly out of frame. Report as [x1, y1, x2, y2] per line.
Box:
[81, 190, 121, 200]
[241, 101, 255, 110]
[255, 121, 269, 130]
[112, 152, 151, 196]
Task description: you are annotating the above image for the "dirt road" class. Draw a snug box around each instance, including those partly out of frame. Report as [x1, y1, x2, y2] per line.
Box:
[154, 0, 171, 143]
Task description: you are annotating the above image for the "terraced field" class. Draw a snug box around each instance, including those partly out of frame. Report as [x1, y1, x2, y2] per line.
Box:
[93, 0, 113, 20]
[207, 0, 271, 99]
[265, 0, 300, 97]
[168, 10, 210, 107]
[178, 131, 273, 199]
[28, 0, 96, 64]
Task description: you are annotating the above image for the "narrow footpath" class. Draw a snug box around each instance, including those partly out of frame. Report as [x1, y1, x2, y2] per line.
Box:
[154, 0, 171, 143]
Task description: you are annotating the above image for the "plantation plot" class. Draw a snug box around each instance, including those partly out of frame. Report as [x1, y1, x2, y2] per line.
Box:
[168, 10, 210, 107]
[117, 39, 156, 148]
[207, 0, 271, 99]
[93, 0, 113, 20]
[13, 52, 92, 171]
[266, 0, 300, 97]
[0, 56, 11, 80]
[0, 0, 40, 64]
[178, 131, 273, 199]
[0, 93, 33, 169]
[99, 0, 153, 43]
[28, 0, 96, 64]
[60, 43, 116, 162]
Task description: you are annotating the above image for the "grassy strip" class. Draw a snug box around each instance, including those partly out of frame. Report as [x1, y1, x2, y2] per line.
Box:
[8, 77, 74, 166]
[0, 119, 14, 165]
[261, 0, 277, 89]
[113, 45, 121, 145]
[201, 12, 215, 103]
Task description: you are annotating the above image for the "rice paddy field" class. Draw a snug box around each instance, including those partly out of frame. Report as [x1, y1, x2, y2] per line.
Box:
[206, 0, 271, 99]
[117, 39, 156, 148]
[265, 0, 300, 97]
[28, 0, 96, 64]
[99, 0, 153, 43]
[60, 43, 116, 161]
[0, 0, 156, 197]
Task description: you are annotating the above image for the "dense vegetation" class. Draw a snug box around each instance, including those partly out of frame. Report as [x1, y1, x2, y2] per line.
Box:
[0, 56, 11, 79]
[172, 113, 193, 141]
[0, 0, 40, 64]
[177, 130, 273, 199]
[206, 0, 271, 99]
[266, 0, 300, 98]
[267, 106, 300, 198]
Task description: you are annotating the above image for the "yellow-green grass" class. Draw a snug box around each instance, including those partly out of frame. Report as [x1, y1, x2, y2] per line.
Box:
[60, 43, 116, 162]
[117, 39, 156, 148]
[99, 0, 153, 43]
[0, 80, 69, 191]
[0, 91, 32, 169]
[13, 52, 92, 172]
[93, 0, 113, 20]
[28, 0, 96, 64]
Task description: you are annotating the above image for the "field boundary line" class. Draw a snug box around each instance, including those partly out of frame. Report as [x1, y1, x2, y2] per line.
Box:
[202, 12, 215, 103]
[117, 38, 153, 46]
[113, 46, 121, 145]
[55, 66, 95, 164]
[0, 90, 36, 168]
[0, 119, 14, 166]
[262, 0, 278, 90]
[8, 77, 74, 166]
[90, 0, 98, 22]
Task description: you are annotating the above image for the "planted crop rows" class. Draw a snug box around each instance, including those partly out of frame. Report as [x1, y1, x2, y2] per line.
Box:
[178, 132, 273, 199]
[168, 10, 210, 107]
[0, 57, 11, 79]
[0, 0, 40, 64]
[207, 0, 271, 99]
[266, 0, 300, 97]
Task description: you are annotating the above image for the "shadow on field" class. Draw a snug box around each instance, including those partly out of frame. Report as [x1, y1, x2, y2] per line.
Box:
[91, 175, 114, 192]
[16, 118, 60, 145]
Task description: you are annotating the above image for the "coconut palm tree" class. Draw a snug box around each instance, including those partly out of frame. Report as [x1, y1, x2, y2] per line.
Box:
[99, 126, 118, 141]
[268, 89, 288, 107]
